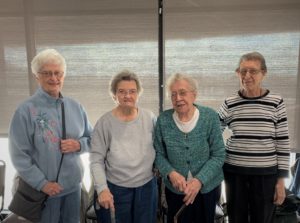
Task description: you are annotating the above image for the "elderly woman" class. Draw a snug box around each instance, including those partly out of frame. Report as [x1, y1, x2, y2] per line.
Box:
[154, 73, 225, 223]
[218, 52, 290, 223]
[90, 70, 157, 223]
[9, 49, 93, 222]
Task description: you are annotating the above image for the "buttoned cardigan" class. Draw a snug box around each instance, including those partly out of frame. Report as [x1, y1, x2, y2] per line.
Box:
[154, 104, 225, 194]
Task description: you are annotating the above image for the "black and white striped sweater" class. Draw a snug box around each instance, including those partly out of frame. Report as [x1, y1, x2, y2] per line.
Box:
[218, 90, 290, 177]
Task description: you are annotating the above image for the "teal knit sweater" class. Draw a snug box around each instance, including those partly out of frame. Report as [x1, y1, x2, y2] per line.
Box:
[154, 104, 225, 194]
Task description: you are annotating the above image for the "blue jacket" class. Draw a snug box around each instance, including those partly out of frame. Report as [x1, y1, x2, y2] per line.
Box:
[9, 87, 93, 197]
[154, 104, 225, 194]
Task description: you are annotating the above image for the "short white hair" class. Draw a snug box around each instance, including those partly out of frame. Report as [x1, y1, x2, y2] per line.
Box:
[166, 73, 198, 96]
[31, 49, 66, 76]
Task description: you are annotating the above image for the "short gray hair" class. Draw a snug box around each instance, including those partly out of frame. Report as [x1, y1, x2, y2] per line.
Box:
[237, 51, 267, 72]
[166, 73, 198, 96]
[31, 49, 66, 76]
[109, 70, 143, 97]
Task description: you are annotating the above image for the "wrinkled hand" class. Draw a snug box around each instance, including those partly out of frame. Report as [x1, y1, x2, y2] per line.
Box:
[98, 189, 115, 211]
[168, 171, 187, 192]
[183, 178, 202, 205]
[61, 139, 80, 153]
[274, 178, 286, 205]
[42, 182, 63, 196]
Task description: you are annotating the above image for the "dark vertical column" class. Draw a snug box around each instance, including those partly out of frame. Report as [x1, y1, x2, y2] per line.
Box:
[23, 0, 37, 95]
[158, 0, 165, 113]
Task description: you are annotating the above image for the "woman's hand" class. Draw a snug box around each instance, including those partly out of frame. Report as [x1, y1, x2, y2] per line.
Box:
[61, 139, 80, 153]
[98, 189, 115, 211]
[42, 182, 63, 196]
[183, 178, 202, 205]
[273, 178, 286, 205]
[168, 171, 187, 192]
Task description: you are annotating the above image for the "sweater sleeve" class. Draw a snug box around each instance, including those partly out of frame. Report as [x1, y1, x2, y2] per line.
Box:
[218, 100, 229, 133]
[194, 111, 225, 186]
[90, 118, 110, 194]
[77, 104, 93, 154]
[9, 108, 48, 191]
[153, 117, 175, 179]
[275, 99, 290, 177]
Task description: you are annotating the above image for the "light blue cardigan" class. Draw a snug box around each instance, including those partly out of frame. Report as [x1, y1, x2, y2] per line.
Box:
[154, 104, 225, 194]
[9, 87, 93, 196]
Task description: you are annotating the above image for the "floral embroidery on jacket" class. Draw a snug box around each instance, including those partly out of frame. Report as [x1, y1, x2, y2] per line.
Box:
[31, 107, 60, 145]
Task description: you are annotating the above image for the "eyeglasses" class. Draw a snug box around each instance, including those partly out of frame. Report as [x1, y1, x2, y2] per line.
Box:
[238, 68, 262, 76]
[171, 90, 192, 99]
[38, 70, 64, 78]
[117, 89, 138, 96]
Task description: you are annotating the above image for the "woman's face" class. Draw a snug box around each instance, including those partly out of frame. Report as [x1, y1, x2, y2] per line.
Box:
[237, 60, 266, 92]
[114, 80, 138, 108]
[170, 79, 196, 116]
[36, 63, 65, 98]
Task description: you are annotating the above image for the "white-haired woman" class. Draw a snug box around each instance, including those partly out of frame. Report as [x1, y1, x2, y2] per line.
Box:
[154, 73, 225, 223]
[9, 49, 93, 222]
[90, 70, 157, 223]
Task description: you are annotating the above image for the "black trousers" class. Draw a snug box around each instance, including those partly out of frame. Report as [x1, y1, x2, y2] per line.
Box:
[224, 171, 277, 223]
[165, 185, 221, 223]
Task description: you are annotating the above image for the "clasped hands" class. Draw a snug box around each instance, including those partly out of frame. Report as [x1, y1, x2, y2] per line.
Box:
[168, 171, 202, 205]
[42, 182, 63, 196]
